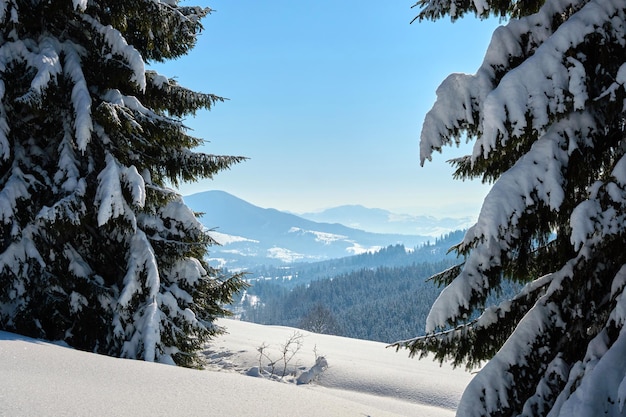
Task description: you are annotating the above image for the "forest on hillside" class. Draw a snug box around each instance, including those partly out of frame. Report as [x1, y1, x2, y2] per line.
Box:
[240, 261, 457, 343]
[245, 230, 466, 287]
[231, 231, 474, 343]
[234, 229, 521, 343]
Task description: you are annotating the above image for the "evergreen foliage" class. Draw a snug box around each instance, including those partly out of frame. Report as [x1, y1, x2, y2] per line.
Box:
[242, 260, 460, 342]
[394, 0, 626, 415]
[238, 234, 470, 342]
[0, 0, 246, 367]
[249, 231, 465, 289]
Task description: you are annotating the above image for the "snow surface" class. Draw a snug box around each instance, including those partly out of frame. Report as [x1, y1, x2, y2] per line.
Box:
[209, 230, 259, 245]
[267, 246, 308, 263]
[0, 318, 474, 417]
[288, 227, 347, 244]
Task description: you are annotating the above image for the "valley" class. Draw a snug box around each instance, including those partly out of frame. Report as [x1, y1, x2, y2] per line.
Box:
[184, 190, 479, 343]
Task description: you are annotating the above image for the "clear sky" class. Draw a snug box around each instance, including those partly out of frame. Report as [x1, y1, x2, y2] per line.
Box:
[151, 1, 501, 218]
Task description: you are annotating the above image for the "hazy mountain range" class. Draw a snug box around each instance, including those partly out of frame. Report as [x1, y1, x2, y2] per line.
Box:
[300, 205, 474, 236]
[183, 190, 470, 269]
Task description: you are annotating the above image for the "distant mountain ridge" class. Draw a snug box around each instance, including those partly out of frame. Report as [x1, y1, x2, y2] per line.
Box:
[300, 204, 474, 236]
[183, 190, 445, 269]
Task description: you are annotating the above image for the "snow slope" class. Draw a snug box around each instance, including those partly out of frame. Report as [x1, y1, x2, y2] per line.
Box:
[0, 319, 474, 416]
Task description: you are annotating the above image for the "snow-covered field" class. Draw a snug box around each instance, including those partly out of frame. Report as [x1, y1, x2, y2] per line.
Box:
[0, 318, 475, 416]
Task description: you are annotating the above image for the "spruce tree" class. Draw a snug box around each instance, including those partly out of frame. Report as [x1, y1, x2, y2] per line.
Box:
[0, 0, 246, 367]
[393, 0, 626, 415]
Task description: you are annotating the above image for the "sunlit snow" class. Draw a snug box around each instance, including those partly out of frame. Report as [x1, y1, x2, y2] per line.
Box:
[289, 227, 347, 244]
[0, 318, 474, 417]
[267, 247, 309, 263]
[208, 230, 259, 245]
[345, 242, 381, 255]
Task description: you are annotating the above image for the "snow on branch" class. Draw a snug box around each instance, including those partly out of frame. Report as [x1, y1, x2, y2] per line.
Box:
[95, 153, 130, 227]
[95, 153, 148, 226]
[0, 226, 45, 278]
[0, 0, 11, 23]
[609, 265, 626, 327]
[419, 71, 491, 165]
[63, 243, 95, 280]
[548, 266, 626, 415]
[82, 15, 146, 91]
[597, 62, 626, 102]
[159, 196, 203, 232]
[456, 260, 576, 415]
[54, 126, 81, 192]
[27, 37, 62, 95]
[0, 39, 30, 72]
[570, 186, 626, 254]
[567, 147, 626, 255]
[473, 0, 612, 161]
[0, 80, 9, 161]
[118, 229, 163, 362]
[38, 125, 87, 224]
[0, 37, 94, 156]
[392, 271, 556, 368]
[166, 257, 207, 288]
[0, 167, 35, 225]
[36, 183, 87, 225]
[102, 88, 173, 127]
[426, 112, 594, 332]
[0, 41, 35, 161]
[419, 0, 617, 165]
[72, 0, 87, 12]
[121, 165, 146, 209]
[62, 41, 93, 151]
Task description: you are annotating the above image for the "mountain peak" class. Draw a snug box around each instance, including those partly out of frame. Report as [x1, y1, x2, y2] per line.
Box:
[182, 190, 439, 268]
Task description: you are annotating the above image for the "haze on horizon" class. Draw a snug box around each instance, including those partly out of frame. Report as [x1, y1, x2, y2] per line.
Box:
[150, 1, 500, 218]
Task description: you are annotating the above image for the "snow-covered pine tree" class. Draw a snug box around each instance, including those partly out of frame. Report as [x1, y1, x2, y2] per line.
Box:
[0, 0, 247, 367]
[393, 0, 626, 415]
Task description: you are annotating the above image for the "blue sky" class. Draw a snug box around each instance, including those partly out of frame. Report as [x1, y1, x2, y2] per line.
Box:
[151, 1, 501, 218]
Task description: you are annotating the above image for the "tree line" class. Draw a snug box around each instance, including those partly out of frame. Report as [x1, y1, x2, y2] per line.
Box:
[241, 260, 456, 343]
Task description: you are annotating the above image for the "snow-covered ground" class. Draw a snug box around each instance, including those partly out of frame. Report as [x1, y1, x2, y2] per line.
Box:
[0, 318, 475, 416]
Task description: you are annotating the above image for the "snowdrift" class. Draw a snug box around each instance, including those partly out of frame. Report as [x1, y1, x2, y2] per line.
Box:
[0, 319, 474, 416]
